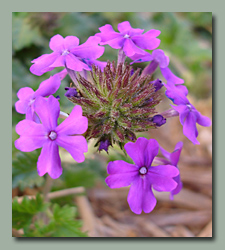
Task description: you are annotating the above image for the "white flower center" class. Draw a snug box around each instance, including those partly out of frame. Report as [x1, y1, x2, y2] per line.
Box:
[124, 34, 130, 39]
[139, 166, 148, 175]
[61, 49, 70, 56]
[48, 131, 57, 141]
[29, 98, 35, 107]
[187, 104, 192, 111]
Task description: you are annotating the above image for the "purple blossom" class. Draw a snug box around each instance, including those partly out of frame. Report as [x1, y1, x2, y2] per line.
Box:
[98, 139, 111, 153]
[150, 78, 164, 92]
[159, 142, 183, 200]
[15, 73, 62, 121]
[14, 96, 88, 179]
[164, 81, 211, 144]
[96, 21, 161, 58]
[82, 58, 107, 72]
[105, 137, 179, 214]
[30, 35, 104, 76]
[150, 114, 166, 127]
[64, 87, 78, 98]
[131, 49, 185, 85]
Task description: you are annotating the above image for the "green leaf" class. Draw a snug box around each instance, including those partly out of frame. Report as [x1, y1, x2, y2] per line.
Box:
[24, 204, 87, 237]
[12, 150, 44, 191]
[12, 194, 49, 230]
[12, 15, 44, 51]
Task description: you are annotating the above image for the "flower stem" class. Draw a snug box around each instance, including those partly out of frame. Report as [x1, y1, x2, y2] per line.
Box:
[117, 48, 126, 66]
[43, 175, 53, 202]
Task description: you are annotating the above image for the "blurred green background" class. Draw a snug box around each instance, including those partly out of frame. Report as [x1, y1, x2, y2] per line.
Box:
[12, 12, 212, 237]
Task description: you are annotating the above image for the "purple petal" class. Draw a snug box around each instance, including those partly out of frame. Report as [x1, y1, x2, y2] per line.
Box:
[15, 99, 30, 114]
[117, 21, 132, 33]
[149, 165, 179, 192]
[164, 81, 188, 105]
[144, 29, 161, 38]
[34, 74, 61, 98]
[159, 146, 171, 160]
[48, 55, 65, 68]
[56, 135, 88, 163]
[30, 52, 59, 76]
[34, 96, 60, 131]
[107, 160, 138, 175]
[130, 52, 153, 63]
[64, 36, 79, 50]
[123, 39, 146, 57]
[105, 167, 138, 189]
[144, 139, 159, 167]
[124, 137, 149, 167]
[152, 49, 169, 68]
[160, 67, 184, 84]
[149, 164, 179, 177]
[127, 177, 157, 214]
[176, 85, 189, 96]
[71, 36, 104, 60]
[49, 34, 64, 52]
[171, 104, 189, 125]
[37, 141, 62, 179]
[56, 69, 68, 80]
[170, 142, 183, 166]
[15, 120, 47, 152]
[196, 111, 212, 127]
[56, 105, 88, 135]
[103, 36, 125, 49]
[132, 32, 161, 50]
[65, 53, 90, 71]
[97, 24, 121, 43]
[85, 59, 107, 71]
[183, 112, 200, 144]
[170, 174, 183, 200]
[17, 87, 34, 100]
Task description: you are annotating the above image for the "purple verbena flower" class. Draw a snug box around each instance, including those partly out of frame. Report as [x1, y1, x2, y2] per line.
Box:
[14, 95, 88, 179]
[30, 35, 104, 76]
[15, 73, 62, 121]
[164, 81, 211, 144]
[105, 137, 179, 214]
[96, 21, 161, 58]
[132, 49, 185, 85]
[98, 139, 111, 153]
[150, 114, 166, 127]
[158, 142, 183, 200]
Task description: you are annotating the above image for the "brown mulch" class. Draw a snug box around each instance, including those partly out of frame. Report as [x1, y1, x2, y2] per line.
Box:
[77, 96, 212, 237]
[12, 96, 212, 238]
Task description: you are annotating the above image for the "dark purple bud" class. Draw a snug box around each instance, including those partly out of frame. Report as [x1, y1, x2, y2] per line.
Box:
[130, 68, 134, 76]
[56, 95, 60, 100]
[150, 78, 163, 92]
[150, 114, 166, 127]
[65, 87, 78, 98]
[98, 139, 111, 153]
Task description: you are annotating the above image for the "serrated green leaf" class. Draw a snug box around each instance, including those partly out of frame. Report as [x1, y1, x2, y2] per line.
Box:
[12, 194, 49, 230]
[12, 149, 44, 191]
[24, 204, 87, 237]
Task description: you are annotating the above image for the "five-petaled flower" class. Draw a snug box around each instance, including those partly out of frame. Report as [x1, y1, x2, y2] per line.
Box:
[105, 137, 179, 214]
[96, 21, 161, 58]
[164, 81, 211, 144]
[131, 49, 186, 88]
[30, 35, 104, 76]
[15, 95, 88, 179]
[15, 72, 64, 122]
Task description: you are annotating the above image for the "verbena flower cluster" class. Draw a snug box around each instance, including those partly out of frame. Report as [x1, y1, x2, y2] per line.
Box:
[14, 21, 211, 214]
